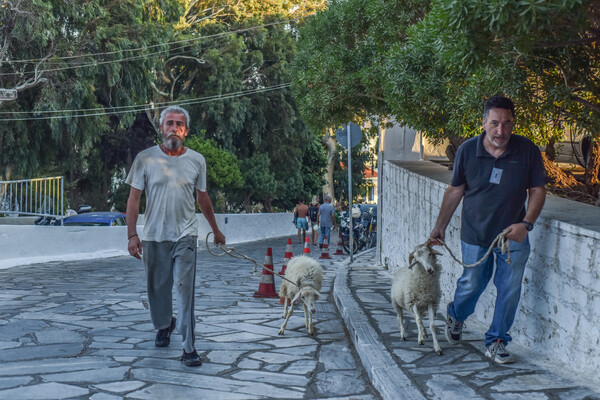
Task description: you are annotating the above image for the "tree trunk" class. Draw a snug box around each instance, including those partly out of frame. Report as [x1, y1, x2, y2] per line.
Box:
[444, 135, 467, 169]
[545, 138, 556, 162]
[322, 129, 336, 200]
[243, 191, 251, 213]
[584, 140, 600, 187]
[263, 197, 272, 213]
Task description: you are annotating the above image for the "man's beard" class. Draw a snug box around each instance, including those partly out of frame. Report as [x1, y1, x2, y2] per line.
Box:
[164, 134, 183, 150]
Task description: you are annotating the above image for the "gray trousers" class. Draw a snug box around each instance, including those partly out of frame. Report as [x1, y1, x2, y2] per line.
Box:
[142, 236, 197, 352]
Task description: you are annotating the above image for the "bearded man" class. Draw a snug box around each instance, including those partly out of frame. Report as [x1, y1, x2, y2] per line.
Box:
[126, 106, 225, 367]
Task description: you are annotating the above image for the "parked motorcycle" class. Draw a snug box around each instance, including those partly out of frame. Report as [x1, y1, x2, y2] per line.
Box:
[340, 207, 377, 254]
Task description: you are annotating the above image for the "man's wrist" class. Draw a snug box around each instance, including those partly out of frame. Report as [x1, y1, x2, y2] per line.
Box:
[128, 233, 138, 240]
[521, 220, 534, 231]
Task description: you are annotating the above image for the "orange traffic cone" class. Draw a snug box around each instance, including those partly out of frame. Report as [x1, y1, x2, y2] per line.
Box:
[334, 230, 344, 255]
[319, 235, 331, 259]
[254, 248, 278, 298]
[279, 238, 293, 275]
[303, 237, 311, 254]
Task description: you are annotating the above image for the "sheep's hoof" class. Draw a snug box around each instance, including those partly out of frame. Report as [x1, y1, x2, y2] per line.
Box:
[419, 340, 424, 345]
[401, 336, 407, 342]
[278, 330, 285, 336]
[436, 350, 443, 356]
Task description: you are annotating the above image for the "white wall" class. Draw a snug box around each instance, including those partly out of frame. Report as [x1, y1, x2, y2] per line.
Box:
[0, 213, 297, 269]
[381, 160, 600, 383]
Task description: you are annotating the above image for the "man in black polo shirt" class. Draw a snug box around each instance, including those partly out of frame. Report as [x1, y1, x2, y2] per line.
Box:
[429, 95, 546, 364]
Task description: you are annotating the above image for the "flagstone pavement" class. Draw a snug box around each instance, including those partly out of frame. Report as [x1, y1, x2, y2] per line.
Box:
[1, 236, 599, 400]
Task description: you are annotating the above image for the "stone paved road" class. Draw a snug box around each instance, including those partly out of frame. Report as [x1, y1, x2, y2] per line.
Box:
[341, 250, 600, 400]
[0, 237, 379, 400]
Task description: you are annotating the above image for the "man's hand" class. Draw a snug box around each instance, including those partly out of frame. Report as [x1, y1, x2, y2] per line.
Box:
[429, 227, 445, 246]
[213, 229, 226, 245]
[503, 223, 528, 243]
[128, 235, 143, 260]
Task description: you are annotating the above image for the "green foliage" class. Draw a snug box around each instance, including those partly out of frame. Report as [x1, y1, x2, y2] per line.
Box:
[294, 0, 600, 151]
[184, 135, 243, 191]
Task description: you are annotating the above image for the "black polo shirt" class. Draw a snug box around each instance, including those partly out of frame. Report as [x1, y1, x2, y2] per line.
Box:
[451, 132, 546, 247]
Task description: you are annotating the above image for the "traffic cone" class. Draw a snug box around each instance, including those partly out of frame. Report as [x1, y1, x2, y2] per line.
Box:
[279, 238, 293, 275]
[334, 230, 344, 255]
[303, 237, 311, 254]
[254, 248, 278, 298]
[319, 235, 331, 259]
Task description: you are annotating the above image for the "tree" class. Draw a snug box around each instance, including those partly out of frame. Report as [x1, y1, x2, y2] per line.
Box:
[0, 0, 173, 211]
[150, 0, 329, 211]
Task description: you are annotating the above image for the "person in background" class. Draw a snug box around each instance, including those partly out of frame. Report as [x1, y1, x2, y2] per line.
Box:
[126, 105, 226, 367]
[317, 195, 336, 249]
[308, 196, 320, 245]
[294, 197, 309, 244]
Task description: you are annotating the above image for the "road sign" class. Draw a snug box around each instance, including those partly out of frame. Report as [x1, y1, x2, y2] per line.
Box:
[0, 88, 17, 101]
[336, 123, 362, 149]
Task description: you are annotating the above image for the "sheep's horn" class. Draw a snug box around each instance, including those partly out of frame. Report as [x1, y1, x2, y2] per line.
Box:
[408, 252, 414, 264]
[291, 292, 301, 304]
[408, 260, 419, 270]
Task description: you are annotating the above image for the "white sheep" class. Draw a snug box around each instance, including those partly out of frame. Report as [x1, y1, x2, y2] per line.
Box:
[278, 255, 323, 336]
[391, 243, 443, 355]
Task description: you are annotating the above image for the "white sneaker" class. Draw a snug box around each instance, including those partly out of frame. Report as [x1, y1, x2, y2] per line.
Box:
[485, 339, 515, 364]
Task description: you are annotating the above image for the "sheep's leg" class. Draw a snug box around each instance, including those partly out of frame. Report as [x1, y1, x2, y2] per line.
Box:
[279, 302, 294, 335]
[428, 303, 442, 355]
[303, 302, 309, 329]
[282, 297, 289, 318]
[393, 301, 407, 341]
[412, 304, 426, 345]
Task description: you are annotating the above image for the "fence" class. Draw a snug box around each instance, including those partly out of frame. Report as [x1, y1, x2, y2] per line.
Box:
[0, 176, 64, 219]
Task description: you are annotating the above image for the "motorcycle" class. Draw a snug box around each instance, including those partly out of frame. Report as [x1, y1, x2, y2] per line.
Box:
[340, 208, 377, 254]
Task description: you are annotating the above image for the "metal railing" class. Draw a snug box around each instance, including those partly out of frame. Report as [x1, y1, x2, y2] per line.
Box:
[0, 176, 64, 219]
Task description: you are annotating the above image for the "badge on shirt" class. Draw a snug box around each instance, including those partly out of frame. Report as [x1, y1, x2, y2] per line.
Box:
[489, 168, 503, 184]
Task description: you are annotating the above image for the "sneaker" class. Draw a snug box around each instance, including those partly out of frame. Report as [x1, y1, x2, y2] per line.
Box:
[445, 305, 463, 344]
[155, 317, 176, 347]
[485, 339, 515, 364]
[181, 349, 203, 367]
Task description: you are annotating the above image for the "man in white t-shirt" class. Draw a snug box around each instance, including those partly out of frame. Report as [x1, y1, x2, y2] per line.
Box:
[126, 106, 225, 367]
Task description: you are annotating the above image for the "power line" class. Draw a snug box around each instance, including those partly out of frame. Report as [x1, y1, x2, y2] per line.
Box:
[3, 17, 301, 65]
[0, 83, 292, 121]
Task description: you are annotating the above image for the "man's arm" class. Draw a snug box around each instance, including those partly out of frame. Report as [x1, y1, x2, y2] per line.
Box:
[126, 187, 143, 260]
[197, 190, 226, 245]
[429, 184, 465, 244]
[504, 185, 546, 242]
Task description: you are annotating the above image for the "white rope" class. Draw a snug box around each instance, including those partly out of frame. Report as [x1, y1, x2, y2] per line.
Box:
[204, 232, 299, 287]
[432, 231, 512, 268]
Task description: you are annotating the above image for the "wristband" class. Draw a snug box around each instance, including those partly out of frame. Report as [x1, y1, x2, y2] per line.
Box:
[128, 234, 138, 240]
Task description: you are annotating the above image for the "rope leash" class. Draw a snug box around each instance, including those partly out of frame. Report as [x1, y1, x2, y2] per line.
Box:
[204, 233, 299, 287]
[430, 231, 511, 268]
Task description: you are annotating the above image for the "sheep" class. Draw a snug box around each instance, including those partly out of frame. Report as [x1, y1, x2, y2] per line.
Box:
[391, 243, 443, 355]
[278, 255, 323, 336]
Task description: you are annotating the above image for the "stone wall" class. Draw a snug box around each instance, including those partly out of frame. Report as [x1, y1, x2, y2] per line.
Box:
[0, 213, 298, 269]
[381, 160, 600, 379]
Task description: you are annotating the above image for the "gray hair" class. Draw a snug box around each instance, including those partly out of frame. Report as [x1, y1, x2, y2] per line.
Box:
[325, 195, 332, 202]
[159, 106, 190, 128]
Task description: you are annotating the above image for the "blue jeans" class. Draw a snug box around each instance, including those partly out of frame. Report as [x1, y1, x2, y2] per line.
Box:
[448, 238, 530, 346]
[318, 226, 332, 246]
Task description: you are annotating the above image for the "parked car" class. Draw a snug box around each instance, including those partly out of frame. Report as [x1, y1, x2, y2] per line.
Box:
[62, 212, 126, 227]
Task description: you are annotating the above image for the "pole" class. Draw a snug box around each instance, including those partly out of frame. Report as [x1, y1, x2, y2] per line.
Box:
[347, 122, 354, 262]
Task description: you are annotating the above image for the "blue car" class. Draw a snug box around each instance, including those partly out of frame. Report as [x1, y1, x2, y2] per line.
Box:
[62, 212, 126, 227]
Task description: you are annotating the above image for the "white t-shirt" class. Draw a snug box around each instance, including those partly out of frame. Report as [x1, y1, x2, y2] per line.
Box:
[126, 145, 206, 242]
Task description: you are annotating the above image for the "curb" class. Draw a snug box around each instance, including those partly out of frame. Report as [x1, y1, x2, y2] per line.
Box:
[332, 250, 425, 400]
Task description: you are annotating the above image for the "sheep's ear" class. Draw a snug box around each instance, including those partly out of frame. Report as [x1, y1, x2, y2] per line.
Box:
[291, 292, 302, 304]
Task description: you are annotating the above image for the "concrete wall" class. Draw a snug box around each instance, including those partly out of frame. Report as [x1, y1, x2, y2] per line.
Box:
[0, 213, 298, 269]
[381, 160, 600, 381]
